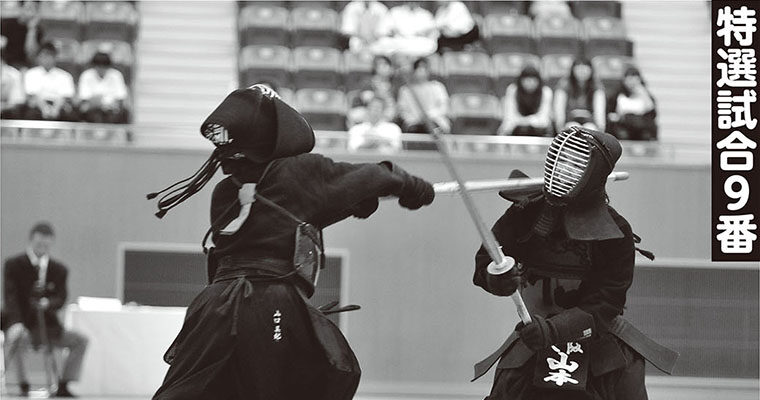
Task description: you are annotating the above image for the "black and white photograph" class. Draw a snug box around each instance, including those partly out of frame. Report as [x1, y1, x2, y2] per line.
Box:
[0, 0, 758, 399]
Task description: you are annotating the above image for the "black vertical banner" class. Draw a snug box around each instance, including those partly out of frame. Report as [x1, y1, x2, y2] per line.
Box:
[712, 1, 760, 261]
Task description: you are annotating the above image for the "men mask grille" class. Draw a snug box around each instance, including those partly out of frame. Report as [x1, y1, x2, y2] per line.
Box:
[544, 130, 592, 198]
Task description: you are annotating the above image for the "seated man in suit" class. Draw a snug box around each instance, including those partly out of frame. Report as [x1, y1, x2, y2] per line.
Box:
[2, 222, 88, 397]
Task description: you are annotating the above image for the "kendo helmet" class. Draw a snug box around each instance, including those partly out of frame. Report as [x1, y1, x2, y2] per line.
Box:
[543, 126, 622, 207]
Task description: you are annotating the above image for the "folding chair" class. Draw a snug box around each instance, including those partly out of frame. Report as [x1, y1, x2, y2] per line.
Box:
[238, 45, 291, 89]
[582, 16, 633, 58]
[294, 88, 346, 131]
[484, 13, 535, 54]
[450, 93, 502, 135]
[292, 46, 342, 89]
[536, 14, 582, 56]
[238, 4, 289, 47]
[290, 6, 339, 47]
[443, 51, 493, 95]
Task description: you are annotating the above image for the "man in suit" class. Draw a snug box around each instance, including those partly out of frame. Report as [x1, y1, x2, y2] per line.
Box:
[2, 222, 88, 397]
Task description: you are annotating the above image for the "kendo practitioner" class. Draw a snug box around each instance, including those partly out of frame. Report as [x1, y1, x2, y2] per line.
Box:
[148, 84, 435, 400]
[472, 127, 677, 399]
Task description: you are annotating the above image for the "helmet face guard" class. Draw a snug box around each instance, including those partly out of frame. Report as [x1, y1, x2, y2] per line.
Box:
[544, 129, 593, 204]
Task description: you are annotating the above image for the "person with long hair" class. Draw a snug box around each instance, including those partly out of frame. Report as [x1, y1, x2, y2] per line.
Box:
[348, 55, 397, 127]
[149, 85, 435, 400]
[498, 65, 554, 136]
[397, 57, 450, 133]
[553, 58, 606, 132]
[608, 66, 657, 141]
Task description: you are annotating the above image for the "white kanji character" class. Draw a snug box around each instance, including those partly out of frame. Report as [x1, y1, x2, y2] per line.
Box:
[566, 342, 583, 354]
[731, 89, 757, 129]
[717, 6, 757, 47]
[717, 214, 758, 254]
[543, 369, 579, 386]
[717, 49, 757, 88]
[717, 130, 758, 150]
[546, 345, 579, 373]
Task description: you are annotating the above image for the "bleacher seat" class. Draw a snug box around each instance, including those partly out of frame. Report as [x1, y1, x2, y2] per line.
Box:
[290, 7, 339, 47]
[536, 15, 581, 56]
[84, 2, 139, 42]
[582, 17, 633, 58]
[289, 1, 335, 9]
[38, 1, 83, 40]
[492, 52, 541, 92]
[50, 38, 81, 78]
[238, 5, 289, 47]
[443, 51, 493, 95]
[239, 45, 291, 89]
[238, 1, 286, 8]
[344, 51, 374, 91]
[477, 1, 528, 16]
[592, 55, 634, 98]
[79, 40, 135, 83]
[570, 1, 621, 19]
[292, 46, 342, 89]
[450, 93, 502, 135]
[294, 88, 346, 131]
[541, 54, 575, 88]
[483, 14, 535, 54]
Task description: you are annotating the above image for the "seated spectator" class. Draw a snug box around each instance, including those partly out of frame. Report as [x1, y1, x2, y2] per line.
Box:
[0, 0, 43, 69]
[385, 2, 437, 40]
[498, 65, 553, 136]
[78, 51, 129, 123]
[397, 57, 450, 133]
[340, 0, 390, 53]
[434, 1, 479, 53]
[529, 0, 572, 19]
[23, 42, 77, 121]
[348, 55, 397, 127]
[608, 66, 658, 141]
[348, 95, 402, 153]
[553, 58, 606, 132]
[1, 37, 26, 119]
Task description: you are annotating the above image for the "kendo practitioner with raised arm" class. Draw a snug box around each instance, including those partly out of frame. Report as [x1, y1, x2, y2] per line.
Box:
[472, 127, 677, 399]
[147, 84, 434, 400]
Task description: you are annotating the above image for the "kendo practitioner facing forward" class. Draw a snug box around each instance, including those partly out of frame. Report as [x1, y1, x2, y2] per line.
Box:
[472, 127, 677, 400]
[148, 85, 434, 400]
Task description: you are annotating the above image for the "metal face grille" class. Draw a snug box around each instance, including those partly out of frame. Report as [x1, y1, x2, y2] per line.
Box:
[544, 130, 592, 198]
[203, 123, 233, 146]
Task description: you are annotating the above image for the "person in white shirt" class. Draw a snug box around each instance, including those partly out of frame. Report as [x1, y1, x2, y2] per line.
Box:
[23, 42, 77, 121]
[498, 65, 554, 136]
[397, 57, 451, 133]
[434, 1, 480, 53]
[608, 66, 658, 141]
[384, 2, 437, 40]
[340, 0, 390, 53]
[1, 37, 26, 119]
[78, 51, 129, 123]
[348, 95, 402, 153]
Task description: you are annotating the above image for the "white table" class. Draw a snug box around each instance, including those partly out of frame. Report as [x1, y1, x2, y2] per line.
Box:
[64, 305, 186, 396]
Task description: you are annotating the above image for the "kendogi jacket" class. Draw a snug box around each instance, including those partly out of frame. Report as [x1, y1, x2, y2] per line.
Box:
[472, 128, 677, 386]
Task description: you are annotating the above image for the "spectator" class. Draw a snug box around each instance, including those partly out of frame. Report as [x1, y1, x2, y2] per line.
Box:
[384, 2, 437, 40]
[340, 0, 390, 53]
[23, 42, 77, 121]
[1, 37, 26, 119]
[397, 57, 450, 133]
[348, 55, 397, 127]
[608, 66, 658, 141]
[434, 1, 480, 53]
[553, 58, 606, 132]
[78, 51, 129, 123]
[348, 95, 402, 153]
[2, 222, 89, 398]
[498, 65, 553, 136]
[0, 0, 43, 69]
[529, 0, 572, 19]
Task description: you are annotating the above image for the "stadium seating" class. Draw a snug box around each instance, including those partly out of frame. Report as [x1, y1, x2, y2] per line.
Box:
[541, 54, 575, 88]
[477, 1, 528, 16]
[79, 40, 135, 84]
[535, 14, 582, 56]
[492, 52, 541, 92]
[290, 1, 336, 9]
[570, 1, 622, 19]
[38, 1, 83, 40]
[443, 51, 493, 95]
[344, 51, 375, 91]
[292, 46, 342, 89]
[449, 93, 502, 135]
[238, 5, 289, 47]
[592, 54, 635, 98]
[294, 88, 346, 131]
[483, 14, 535, 54]
[239, 45, 291, 89]
[290, 6, 339, 47]
[582, 16, 633, 58]
[84, 1, 139, 42]
[50, 38, 81, 78]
